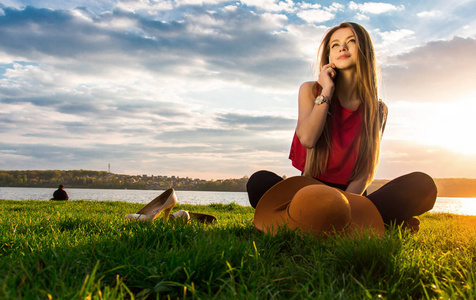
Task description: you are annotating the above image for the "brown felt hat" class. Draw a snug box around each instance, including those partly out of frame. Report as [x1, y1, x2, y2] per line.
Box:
[253, 176, 384, 237]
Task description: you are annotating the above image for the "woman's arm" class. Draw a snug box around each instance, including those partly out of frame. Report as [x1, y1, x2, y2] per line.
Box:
[296, 64, 336, 149]
[346, 175, 369, 195]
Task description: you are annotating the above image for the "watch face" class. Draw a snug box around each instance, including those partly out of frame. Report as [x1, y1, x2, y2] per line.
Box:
[315, 95, 325, 105]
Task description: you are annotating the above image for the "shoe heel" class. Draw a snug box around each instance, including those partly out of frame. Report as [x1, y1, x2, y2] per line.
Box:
[163, 207, 173, 220]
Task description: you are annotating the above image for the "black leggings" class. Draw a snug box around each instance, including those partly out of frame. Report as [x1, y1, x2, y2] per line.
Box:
[246, 170, 437, 225]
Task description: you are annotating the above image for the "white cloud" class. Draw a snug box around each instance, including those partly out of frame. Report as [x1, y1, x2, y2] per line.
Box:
[298, 2, 320, 10]
[373, 28, 416, 59]
[416, 10, 443, 18]
[297, 9, 334, 23]
[240, 0, 295, 12]
[458, 21, 476, 38]
[348, 1, 404, 14]
[379, 29, 414, 43]
[222, 5, 238, 12]
[328, 2, 344, 12]
[295, 2, 344, 24]
[355, 12, 370, 20]
[116, 0, 174, 12]
[282, 23, 327, 59]
[175, 0, 230, 5]
[262, 12, 288, 28]
[0, 0, 23, 10]
[117, 0, 231, 12]
[99, 16, 138, 30]
[185, 13, 227, 36]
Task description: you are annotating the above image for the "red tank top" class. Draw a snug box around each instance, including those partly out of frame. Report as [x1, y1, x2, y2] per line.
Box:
[289, 99, 362, 185]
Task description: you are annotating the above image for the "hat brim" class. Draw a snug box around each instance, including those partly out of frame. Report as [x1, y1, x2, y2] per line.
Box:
[253, 176, 384, 236]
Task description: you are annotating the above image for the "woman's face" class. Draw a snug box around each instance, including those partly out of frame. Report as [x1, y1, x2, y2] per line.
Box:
[328, 27, 357, 70]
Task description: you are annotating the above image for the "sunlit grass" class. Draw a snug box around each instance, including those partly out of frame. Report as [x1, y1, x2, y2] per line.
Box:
[1, 199, 475, 299]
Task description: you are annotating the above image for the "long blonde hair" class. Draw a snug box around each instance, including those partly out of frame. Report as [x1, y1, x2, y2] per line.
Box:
[304, 22, 381, 185]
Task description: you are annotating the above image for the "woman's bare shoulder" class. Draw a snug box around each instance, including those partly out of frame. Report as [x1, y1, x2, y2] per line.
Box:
[299, 81, 318, 95]
[300, 81, 317, 90]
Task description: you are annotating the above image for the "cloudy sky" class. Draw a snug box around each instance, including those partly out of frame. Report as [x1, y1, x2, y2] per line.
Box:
[1, 0, 476, 180]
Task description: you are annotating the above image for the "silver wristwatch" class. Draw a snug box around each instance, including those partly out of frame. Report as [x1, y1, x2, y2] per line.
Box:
[314, 94, 330, 106]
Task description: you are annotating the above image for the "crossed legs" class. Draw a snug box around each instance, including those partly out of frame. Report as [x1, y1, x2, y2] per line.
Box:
[247, 170, 438, 226]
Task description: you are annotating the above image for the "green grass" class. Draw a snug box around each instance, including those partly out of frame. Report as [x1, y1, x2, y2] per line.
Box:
[1, 199, 475, 299]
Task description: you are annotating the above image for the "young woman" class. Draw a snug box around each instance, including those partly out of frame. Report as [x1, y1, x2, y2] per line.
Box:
[247, 22, 437, 234]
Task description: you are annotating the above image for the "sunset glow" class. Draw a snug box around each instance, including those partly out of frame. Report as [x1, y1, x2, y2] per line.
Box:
[387, 99, 476, 155]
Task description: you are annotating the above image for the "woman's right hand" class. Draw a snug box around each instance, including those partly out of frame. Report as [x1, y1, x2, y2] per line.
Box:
[296, 80, 331, 149]
[317, 63, 336, 97]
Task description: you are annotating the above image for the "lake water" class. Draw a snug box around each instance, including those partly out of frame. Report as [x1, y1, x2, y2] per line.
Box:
[1, 187, 476, 216]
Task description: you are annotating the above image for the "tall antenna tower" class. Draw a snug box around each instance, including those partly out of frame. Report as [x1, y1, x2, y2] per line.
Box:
[108, 163, 111, 173]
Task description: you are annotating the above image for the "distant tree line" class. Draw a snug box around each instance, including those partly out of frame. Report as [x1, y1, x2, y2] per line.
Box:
[369, 178, 476, 198]
[2, 170, 476, 196]
[0, 170, 249, 192]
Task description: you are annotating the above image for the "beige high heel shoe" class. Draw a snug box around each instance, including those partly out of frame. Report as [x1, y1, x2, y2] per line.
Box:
[125, 188, 177, 221]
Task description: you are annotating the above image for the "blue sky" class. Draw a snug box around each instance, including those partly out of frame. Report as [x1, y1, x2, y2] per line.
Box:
[1, 0, 476, 180]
